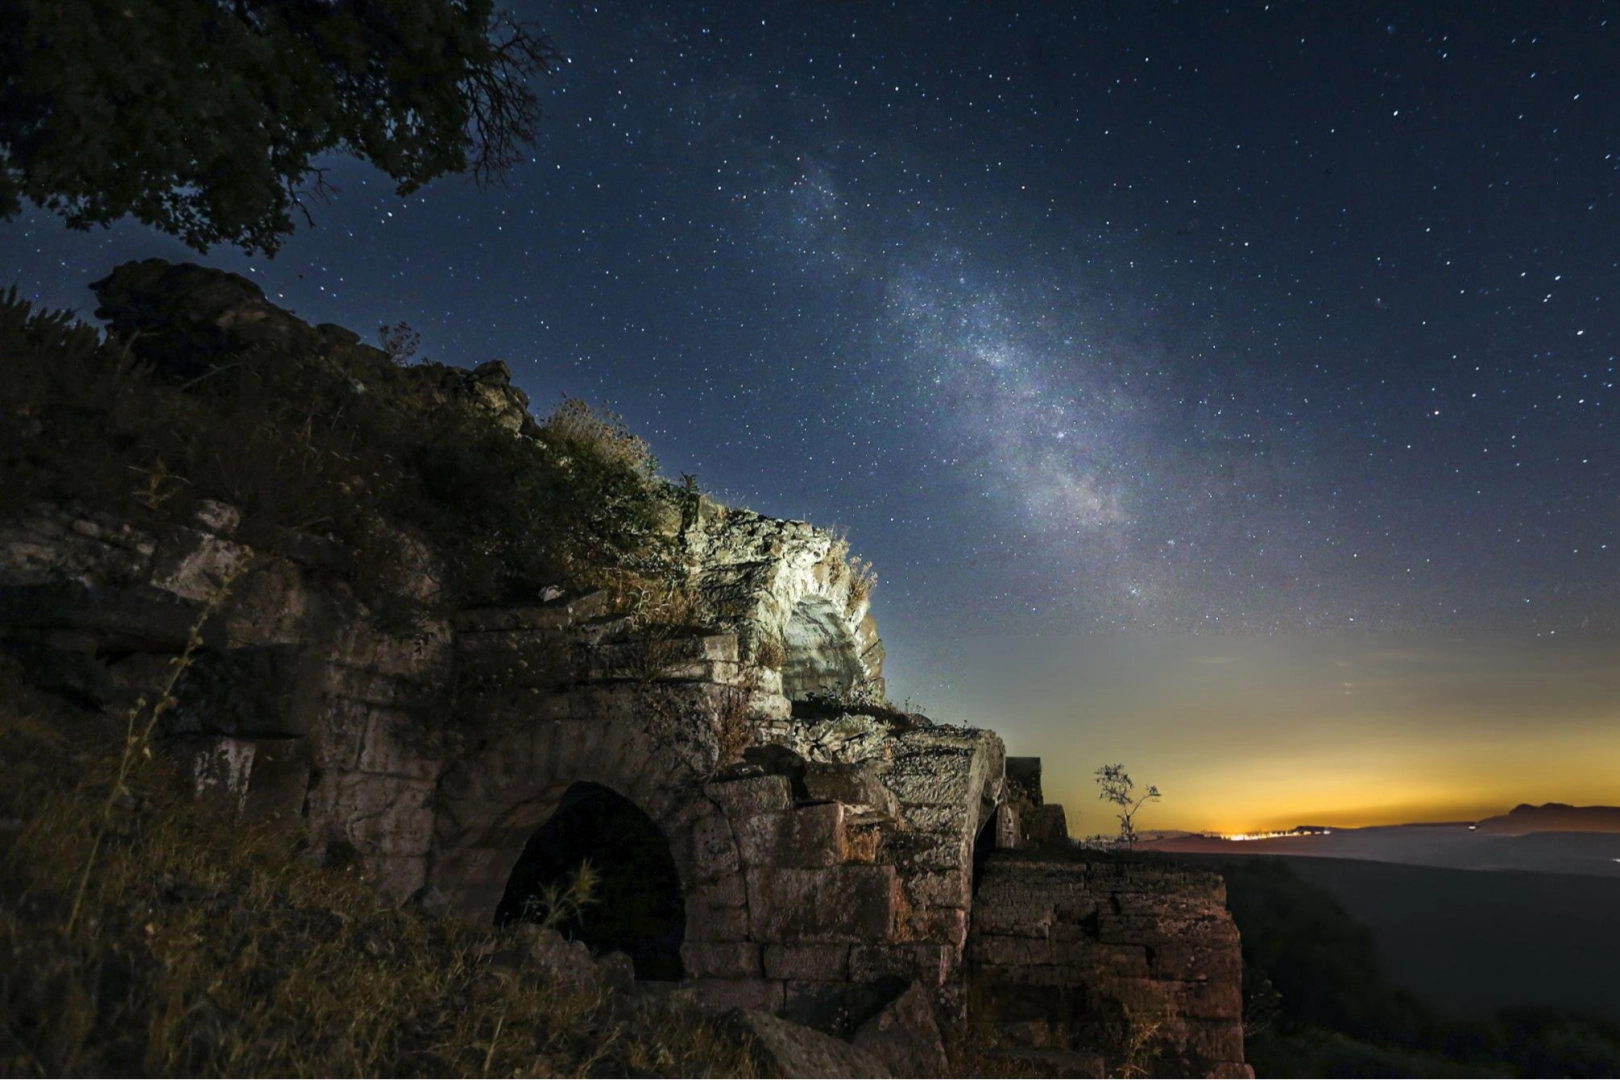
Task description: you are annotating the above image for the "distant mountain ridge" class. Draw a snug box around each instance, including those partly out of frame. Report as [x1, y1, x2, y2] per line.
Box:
[1474, 803, 1620, 835]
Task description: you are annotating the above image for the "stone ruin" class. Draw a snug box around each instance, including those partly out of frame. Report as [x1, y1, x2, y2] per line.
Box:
[0, 264, 1250, 1077]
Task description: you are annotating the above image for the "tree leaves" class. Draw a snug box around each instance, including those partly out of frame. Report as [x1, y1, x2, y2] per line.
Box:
[0, 0, 559, 254]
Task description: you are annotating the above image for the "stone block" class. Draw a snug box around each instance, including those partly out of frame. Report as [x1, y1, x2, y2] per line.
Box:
[889, 801, 970, 837]
[746, 865, 900, 943]
[427, 845, 514, 922]
[1150, 941, 1208, 981]
[1025, 803, 1070, 849]
[969, 899, 1054, 939]
[1043, 941, 1151, 977]
[0, 505, 154, 588]
[689, 904, 751, 942]
[849, 943, 953, 987]
[705, 774, 793, 817]
[680, 941, 762, 979]
[324, 663, 411, 706]
[978, 1047, 1105, 1078]
[734, 811, 790, 867]
[455, 628, 578, 689]
[851, 982, 949, 1079]
[1097, 913, 1166, 945]
[1175, 976, 1244, 1021]
[306, 771, 435, 856]
[687, 809, 742, 883]
[918, 905, 968, 950]
[686, 876, 751, 941]
[882, 746, 978, 809]
[310, 696, 370, 770]
[688, 978, 785, 1015]
[149, 527, 253, 603]
[168, 644, 331, 739]
[330, 618, 451, 681]
[718, 1009, 891, 1078]
[169, 731, 307, 824]
[904, 866, 969, 908]
[802, 761, 899, 817]
[452, 606, 567, 633]
[1006, 756, 1043, 802]
[996, 800, 1020, 849]
[888, 828, 968, 870]
[177, 734, 256, 807]
[969, 935, 1047, 967]
[763, 943, 851, 981]
[357, 705, 438, 780]
[735, 802, 845, 868]
[240, 738, 312, 822]
[1184, 1019, 1246, 1066]
[224, 556, 315, 647]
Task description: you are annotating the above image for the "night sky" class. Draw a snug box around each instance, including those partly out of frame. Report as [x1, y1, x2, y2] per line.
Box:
[7, 1, 1619, 831]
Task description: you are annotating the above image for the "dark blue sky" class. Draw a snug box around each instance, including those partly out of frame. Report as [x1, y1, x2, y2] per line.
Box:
[7, 2, 1619, 821]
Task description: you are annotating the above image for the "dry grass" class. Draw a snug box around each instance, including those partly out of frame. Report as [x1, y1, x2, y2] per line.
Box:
[748, 632, 785, 672]
[0, 289, 680, 614]
[537, 398, 660, 485]
[823, 537, 877, 617]
[0, 659, 758, 1078]
[713, 672, 765, 771]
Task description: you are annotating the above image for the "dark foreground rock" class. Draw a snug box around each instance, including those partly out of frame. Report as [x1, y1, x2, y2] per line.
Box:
[851, 981, 949, 1077]
[723, 1010, 892, 1078]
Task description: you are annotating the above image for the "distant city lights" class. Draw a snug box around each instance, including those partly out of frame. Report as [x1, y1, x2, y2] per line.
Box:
[1220, 828, 1334, 842]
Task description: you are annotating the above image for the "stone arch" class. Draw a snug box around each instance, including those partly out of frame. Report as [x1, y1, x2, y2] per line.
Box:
[428, 709, 746, 963]
[497, 781, 687, 980]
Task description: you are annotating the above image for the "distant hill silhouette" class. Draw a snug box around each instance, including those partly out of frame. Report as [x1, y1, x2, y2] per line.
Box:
[1140, 823, 1620, 877]
[1474, 802, 1620, 835]
[1177, 854, 1620, 1025]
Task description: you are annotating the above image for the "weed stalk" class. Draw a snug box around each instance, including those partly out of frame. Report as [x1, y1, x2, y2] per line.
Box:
[65, 558, 253, 934]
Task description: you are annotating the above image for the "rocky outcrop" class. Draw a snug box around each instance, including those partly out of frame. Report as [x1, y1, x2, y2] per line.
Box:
[90, 258, 539, 435]
[0, 262, 1250, 1077]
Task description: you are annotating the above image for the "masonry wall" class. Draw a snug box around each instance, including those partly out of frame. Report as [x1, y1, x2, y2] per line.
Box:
[968, 855, 1252, 1079]
[0, 498, 1253, 1078]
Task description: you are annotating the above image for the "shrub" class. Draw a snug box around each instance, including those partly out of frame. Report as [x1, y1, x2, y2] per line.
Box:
[0, 290, 682, 613]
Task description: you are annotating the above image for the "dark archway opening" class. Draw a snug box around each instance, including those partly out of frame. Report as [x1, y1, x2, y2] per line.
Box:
[972, 812, 997, 893]
[495, 782, 686, 980]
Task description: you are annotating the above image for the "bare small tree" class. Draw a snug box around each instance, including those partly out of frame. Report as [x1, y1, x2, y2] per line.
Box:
[378, 321, 421, 365]
[1095, 764, 1160, 851]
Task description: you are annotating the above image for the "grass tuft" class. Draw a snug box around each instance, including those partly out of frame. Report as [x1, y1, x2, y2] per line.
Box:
[0, 657, 758, 1077]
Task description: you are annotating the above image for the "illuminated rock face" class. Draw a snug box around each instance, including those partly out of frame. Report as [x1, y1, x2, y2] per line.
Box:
[0, 496, 1249, 1075]
[429, 505, 1003, 1033]
[0, 264, 1248, 1075]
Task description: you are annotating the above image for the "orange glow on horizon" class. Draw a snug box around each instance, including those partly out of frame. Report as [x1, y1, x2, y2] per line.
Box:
[912, 633, 1620, 838]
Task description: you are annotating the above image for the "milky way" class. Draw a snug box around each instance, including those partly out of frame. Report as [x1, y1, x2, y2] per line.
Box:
[7, 4, 1620, 795]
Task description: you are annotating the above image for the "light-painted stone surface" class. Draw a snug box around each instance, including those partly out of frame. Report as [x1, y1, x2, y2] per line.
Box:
[0, 261, 1250, 1075]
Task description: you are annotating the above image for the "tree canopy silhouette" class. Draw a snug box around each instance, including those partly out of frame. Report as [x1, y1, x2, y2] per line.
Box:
[0, 0, 558, 254]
